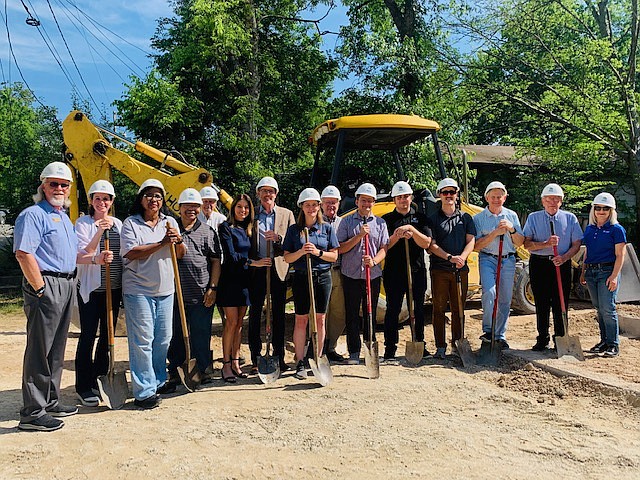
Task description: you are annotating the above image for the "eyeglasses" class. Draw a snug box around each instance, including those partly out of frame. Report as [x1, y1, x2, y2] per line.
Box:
[143, 193, 164, 201]
[47, 181, 70, 189]
[594, 206, 611, 211]
[440, 190, 457, 196]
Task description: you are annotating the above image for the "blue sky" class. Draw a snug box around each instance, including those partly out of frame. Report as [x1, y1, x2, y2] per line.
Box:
[0, 0, 348, 121]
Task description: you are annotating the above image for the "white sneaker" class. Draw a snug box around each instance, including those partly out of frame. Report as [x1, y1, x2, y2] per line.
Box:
[77, 392, 100, 407]
[294, 361, 307, 380]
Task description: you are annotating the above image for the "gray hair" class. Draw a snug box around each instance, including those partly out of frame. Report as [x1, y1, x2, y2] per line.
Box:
[33, 183, 72, 209]
[588, 204, 618, 225]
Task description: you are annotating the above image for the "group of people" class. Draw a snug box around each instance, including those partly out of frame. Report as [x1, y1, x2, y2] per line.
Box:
[14, 162, 627, 431]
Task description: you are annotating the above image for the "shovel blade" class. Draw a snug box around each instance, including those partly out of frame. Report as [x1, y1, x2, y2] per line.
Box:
[555, 335, 585, 361]
[309, 355, 333, 387]
[476, 341, 501, 366]
[97, 371, 128, 410]
[363, 341, 380, 379]
[257, 354, 280, 384]
[177, 359, 201, 393]
[405, 340, 424, 366]
[455, 338, 476, 367]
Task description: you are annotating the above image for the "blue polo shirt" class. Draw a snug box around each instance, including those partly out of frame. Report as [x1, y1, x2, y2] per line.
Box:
[14, 201, 78, 273]
[583, 222, 626, 264]
[473, 206, 522, 255]
[523, 209, 583, 256]
[283, 222, 339, 272]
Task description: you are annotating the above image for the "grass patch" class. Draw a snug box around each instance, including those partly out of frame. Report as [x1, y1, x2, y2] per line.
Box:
[0, 292, 23, 315]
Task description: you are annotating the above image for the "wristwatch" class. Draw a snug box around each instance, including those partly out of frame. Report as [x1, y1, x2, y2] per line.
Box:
[447, 254, 453, 262]
[207, 285, 217, 291]
[35, 285, 45, 297]
[247, 259, 253, 266]
[318, 251, 324, 258]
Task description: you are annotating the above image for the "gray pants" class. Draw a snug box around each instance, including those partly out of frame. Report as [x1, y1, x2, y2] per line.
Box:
[20, 276, 74, 421]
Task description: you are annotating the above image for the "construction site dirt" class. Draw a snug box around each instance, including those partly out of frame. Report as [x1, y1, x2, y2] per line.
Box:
[1, 301, 639, 479]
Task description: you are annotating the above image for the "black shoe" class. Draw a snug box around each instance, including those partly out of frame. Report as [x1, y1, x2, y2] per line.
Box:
[47, 404, 78, 417]
[498, 339, 510, 350]
[326, 351, 345, 363]
[531, 342, 549, 352]
[383, 350, 396, 360]
[604, 344, 619, 357]
[423, 347, 430, 357]
[279, 361, 290, 372]
[77, 391, 100, 407]
[18, 414, 64, 432]
[134, 395, 160, 409]
[157, 382, 177, 394]
[294, 360, 307, 380]
[479, 332, 492, 342]
[589, 341, 607, 354]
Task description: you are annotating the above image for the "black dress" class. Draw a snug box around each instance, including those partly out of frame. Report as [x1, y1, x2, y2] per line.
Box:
[217, 221, 251, 307]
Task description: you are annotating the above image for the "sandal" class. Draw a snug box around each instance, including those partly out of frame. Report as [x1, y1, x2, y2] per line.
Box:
[232, 359, 248, 378]
[221, 361, 237, 383]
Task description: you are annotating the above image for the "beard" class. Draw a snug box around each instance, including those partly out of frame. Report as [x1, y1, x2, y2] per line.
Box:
[48, 196, 66, 208]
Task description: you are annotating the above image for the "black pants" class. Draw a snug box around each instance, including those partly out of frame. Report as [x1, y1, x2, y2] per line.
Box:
[248, 268, 287, 364]
[529, 255, 571, 344]
[342, 275, 381, 355]
[75, 288, 122, 394]
[383, 269, 427, 356]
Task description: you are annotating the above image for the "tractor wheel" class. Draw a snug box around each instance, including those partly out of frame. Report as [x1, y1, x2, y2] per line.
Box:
[511, 263, 536, 315]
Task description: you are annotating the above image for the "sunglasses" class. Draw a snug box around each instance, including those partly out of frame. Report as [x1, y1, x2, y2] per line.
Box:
[48, 181, 70, 189]
[594, 206, 611, 211]
[143, 193, 164, 200]
[440, 190, 457, 196]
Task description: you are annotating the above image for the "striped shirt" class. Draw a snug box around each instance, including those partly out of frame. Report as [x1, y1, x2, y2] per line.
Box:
[177, 220, 221, 304]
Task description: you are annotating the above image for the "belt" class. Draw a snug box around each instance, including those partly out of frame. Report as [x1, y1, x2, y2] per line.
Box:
[530, 254, 555, 260]
[585, 262, 615, 269]
[481, 252, 515, 259]
[41, 269, 77, 279]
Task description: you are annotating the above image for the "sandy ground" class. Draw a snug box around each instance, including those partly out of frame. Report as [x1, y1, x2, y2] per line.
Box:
[1, 300, 640, 480]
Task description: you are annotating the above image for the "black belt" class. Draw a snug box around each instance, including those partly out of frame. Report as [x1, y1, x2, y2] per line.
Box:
[481, 252, 515, 259]
[585, 262, 615, 269]
[530, 254, 555, 261]
[42, 269, 77, 279]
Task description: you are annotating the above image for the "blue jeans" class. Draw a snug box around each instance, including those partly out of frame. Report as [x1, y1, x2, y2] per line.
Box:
[584, 265, 619, 346]
[124, 294, 174, 400]
[479, 254, 516, 340]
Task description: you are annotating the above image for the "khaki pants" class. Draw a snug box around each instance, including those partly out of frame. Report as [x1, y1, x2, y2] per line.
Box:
[325, 268, 345, 353]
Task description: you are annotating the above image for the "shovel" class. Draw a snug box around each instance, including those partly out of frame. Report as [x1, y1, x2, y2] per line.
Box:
[477, 235, 503, 366]
[550, 222, 585, 361]
[168, 229, 201, 391]
[363, 234, 380, 379]
[304, 228, 333, 386]
[258, 241, 280, 384]
[454, 269, 475, 367]
[97, 229, 128, 409]
[403, 238, 424, 366]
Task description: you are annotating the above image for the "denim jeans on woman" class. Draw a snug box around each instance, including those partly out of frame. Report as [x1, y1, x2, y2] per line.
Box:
[124, 294, 174, 400]
[584, 265, 619, 346]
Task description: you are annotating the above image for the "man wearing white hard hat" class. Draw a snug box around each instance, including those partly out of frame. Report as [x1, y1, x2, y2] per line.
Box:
[579, 193, 626, 357]
[336, 182, 389, 364]
[319, 185, 348, 362]
[198, 186, 226, 231]
[473, 181, 524, 349]
[74, 180, 124, 407]
[165, 189, 222, 389]
[427, 178, 476, 360]
[523, 183, 582, 351]
[381, 181, 432, 361]
[248, 176, 295, 372]
[14, 163, 112, 430]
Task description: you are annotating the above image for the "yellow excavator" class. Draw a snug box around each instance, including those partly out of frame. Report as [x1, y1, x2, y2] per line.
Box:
[61, 110, 233, 220]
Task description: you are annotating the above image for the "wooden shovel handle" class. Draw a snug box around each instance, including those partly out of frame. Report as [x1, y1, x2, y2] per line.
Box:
[168, 224, 191, 359]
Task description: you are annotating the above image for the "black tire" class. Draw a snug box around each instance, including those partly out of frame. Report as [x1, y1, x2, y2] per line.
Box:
[511, 263, 536, 315]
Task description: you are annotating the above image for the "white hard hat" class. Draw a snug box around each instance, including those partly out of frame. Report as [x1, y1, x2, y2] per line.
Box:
[541, 183, 564, 198]
[320, 185, 341, 200]
[297, 188, 321, 206]
[138, 178, 166, 195]
[88, 180, 116, 198]
[178, 188, 203, 205]
[256, 176, 279, 194]
[484, 181, 507, 197]
[355, 182, 377, 198]
[436, 178, 458, 194]
[391, 181, 413, 198]
[40, 162, 73, 182]
[592, 192, 616, 209]
[199, 186, 219, 201]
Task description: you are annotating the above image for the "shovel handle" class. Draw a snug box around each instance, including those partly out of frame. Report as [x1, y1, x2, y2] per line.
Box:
[104, 229, 116, 371]
[265, 240, 272, 337]
[404, 238, 416, 341]
[364, 234, 372, 316]
[549, 221, 567, 314]
[168, 224, 191, 359]
[304, 229, 318, 333]
[455, 270, 465, 338]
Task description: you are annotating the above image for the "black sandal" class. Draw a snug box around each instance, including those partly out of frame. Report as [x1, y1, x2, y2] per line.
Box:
[221, 361, 237, 383]
[232, 359, 248, 378]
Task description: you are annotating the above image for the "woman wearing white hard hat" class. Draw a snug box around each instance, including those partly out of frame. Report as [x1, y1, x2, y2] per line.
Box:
[74, 180, 124, 407]
[579, 193, 626, 357]
[283, 188, 339, 379]
[120, 179, 185, 409]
